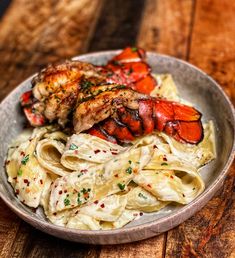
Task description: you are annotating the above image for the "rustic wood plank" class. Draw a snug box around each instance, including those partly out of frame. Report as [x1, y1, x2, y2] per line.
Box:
[88, 0, 146, 51]
[0, 0, 103, 256]
[189, 0, 235, 105]
[165, 0, 235, 257]
[100, 235, 166, 258]
[0, 0, 103, 101]
[8, 221, 100, 258]
[0, 200, 21, 258]
[137, 0, 194, 59]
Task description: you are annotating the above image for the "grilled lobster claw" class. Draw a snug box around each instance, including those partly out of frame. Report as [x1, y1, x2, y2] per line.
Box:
[103, 47, 157, 95]
[20, 91, 46, 127]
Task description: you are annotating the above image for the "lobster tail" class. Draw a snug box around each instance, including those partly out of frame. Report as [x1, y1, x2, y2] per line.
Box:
[88, 98, 203, 145]
[153, 100, 203, 144]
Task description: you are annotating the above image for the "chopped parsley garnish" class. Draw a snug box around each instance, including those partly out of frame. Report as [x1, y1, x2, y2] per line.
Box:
[128, 160, 132, 164]
[161, 162, 168, 166]
[80, 80, 93, 90]
[138, 193, 147, 199]
[64, 198, 70, 206]
[69, 143, 78, 150]
[131, 47, 138, 52]
[21, 154, 29, 165]
[77, 193, 81, 204]
[128, 67, 133, 75]
[117, 183, 125, 191]
[17, 169, 23, 176]
[115, 85, 126, 89]
[126, 167, 132, 174]
[112, 60, 121, 66]
[107, 72, 114, 77]
[81, 188, 91, 194]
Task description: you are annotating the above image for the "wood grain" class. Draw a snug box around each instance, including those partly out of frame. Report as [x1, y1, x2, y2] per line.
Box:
[137, 0, 194, 59]
[88, 0, 146, 51]
[0, 0, 103, 101]
[100, 235, 166, 258]
[189, 0, 235, 105]
[165, 0, 235, 257]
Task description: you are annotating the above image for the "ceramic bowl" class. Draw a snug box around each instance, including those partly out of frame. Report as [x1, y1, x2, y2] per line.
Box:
[0, 51, 234, 244]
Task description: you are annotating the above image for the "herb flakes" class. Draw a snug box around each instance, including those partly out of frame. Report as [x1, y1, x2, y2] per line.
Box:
[117, 183, 125, 191]
[69, 143, 78, 150]
[21, 154, 29, 165]
[64, 198, 70, 206]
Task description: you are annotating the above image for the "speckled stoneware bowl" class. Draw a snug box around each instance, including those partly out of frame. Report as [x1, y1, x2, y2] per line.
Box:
[0, 51, 234, 245]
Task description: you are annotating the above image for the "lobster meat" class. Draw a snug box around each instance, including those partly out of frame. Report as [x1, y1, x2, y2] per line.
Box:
[20, 47, 203, 144]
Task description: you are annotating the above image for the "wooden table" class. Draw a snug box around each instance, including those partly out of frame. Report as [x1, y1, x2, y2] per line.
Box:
[0, 0, 234, 257]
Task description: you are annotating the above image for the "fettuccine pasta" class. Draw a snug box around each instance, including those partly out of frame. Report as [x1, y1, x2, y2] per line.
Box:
[5, 74, 216, 230]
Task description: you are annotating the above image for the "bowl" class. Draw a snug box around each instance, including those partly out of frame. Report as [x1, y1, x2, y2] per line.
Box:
[0, 51, 234, 244]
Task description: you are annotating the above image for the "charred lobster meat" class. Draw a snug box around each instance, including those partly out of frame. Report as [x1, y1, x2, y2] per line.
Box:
[20, 47, 203, 144]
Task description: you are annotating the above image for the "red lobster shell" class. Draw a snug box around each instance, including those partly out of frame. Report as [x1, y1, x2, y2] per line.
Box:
[20, 47, 203, 145]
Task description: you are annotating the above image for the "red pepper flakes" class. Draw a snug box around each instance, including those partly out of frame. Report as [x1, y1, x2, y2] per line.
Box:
[94, 149, 101, 154]
[13, 177, 17, 180]
[133, 168, 138, 174]
[102, 150, 107, 153]
[100, 203, 105, 208]
[24, 179, 29, 184]
[59, 190, 62, 195]
[83, 192, 89, 199]
[75, 210, 79, 215]
[81, 169, 88, 173]
[15, 189, 20, 195]
[147, 184, 152, 188]
[20, 151, 25, 156]
[163, 155, 167, 161]
[94, 200, 99, 204]
[40, 179, 43, 185]
[53, 212, 57, 216]
[153, 145, 158, 149]
[170, 175, 174, 179]
[64, 189, 67, 193]
[111, 152, 118, 155]
[114, 174, 119, 178]
[139, 212, 143, 216]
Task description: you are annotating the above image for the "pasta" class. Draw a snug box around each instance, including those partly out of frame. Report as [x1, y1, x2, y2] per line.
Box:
[5, 74, 216, 230]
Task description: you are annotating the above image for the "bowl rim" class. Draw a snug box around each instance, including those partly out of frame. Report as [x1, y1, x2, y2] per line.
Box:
[0, 50, 234, 240]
